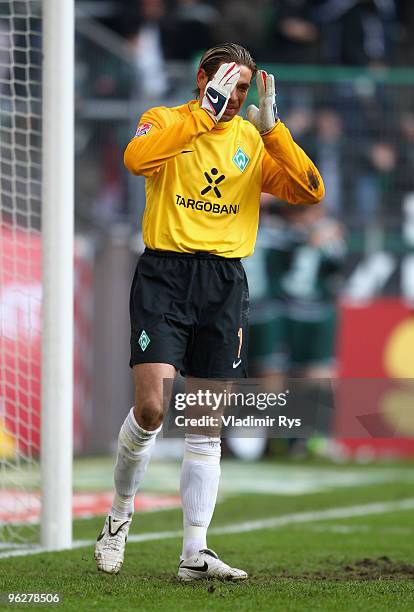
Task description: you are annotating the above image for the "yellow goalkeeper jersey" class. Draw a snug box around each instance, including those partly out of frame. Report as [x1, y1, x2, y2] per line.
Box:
[124, 100, 324, 258]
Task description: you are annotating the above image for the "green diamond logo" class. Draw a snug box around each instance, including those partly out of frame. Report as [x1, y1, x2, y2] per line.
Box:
[232, 147, 250, 172]
[138, 330, 151, 351]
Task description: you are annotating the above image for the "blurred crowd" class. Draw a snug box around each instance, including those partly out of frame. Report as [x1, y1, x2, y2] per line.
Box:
[284, 103, 414, 226]
[97, 0, 413, 68]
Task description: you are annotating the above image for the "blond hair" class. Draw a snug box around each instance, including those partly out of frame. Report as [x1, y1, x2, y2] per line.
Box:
[194, 43, 257, 97]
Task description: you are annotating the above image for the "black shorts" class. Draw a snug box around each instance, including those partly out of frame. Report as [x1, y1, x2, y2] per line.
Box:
[129, 249, 249, 378]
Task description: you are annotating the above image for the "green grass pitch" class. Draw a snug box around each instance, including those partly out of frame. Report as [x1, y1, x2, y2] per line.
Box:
[1, 460, 414, 611]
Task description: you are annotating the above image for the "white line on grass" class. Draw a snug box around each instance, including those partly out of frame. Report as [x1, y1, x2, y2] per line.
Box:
[1, 497, 414, 559]
[302, 524, 414, 534]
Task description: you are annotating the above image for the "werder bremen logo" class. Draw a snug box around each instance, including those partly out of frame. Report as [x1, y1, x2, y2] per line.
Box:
[233, 147, 249, 172]
[138, 330, 150, 351]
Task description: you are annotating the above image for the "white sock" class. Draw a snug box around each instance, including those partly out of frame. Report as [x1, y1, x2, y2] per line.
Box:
[111, 407, 161, 519]
[180, 435, 221, 559]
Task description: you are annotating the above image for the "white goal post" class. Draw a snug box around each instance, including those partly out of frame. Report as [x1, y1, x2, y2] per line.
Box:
[41, 0, 74, 550]
[0, 0, 74, 552]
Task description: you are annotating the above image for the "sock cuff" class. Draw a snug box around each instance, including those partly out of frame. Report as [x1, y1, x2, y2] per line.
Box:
[128, 406, 162, 438]
[184, 434, 221, 460]
[118, 408, 162, 457]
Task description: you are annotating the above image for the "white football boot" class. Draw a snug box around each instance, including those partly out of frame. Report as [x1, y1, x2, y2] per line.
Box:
[94, 515, 132, 574]
[178, 548, 248, 582]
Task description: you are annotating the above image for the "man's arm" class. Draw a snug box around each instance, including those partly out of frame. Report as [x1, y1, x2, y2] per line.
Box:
[124, 62, 241, 177]
[247, 70, 324, 204]
[124, 106, 215, 177]
[261, 122, 325, 204]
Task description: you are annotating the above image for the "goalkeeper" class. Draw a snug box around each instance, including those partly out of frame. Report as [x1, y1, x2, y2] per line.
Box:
[95, 43, 324, 581]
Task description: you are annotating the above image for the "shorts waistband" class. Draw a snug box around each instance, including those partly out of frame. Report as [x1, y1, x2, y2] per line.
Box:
[143, 248, 241, 262]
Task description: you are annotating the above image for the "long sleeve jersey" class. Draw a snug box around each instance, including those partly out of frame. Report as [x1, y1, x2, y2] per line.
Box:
[124, 100, 324, 258]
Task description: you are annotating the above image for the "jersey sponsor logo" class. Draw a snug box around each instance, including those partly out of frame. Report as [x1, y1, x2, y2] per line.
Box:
[175, 194, 239, 215]
[232, 147, 250, 172]
[134, 122, 153, 137]
[201, 168, 225, 198]
[138, 330, 151, 351]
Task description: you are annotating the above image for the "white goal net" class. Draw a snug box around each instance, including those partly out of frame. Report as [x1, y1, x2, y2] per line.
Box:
[0, 0, 74, 553]
[0, 0, 43, 550]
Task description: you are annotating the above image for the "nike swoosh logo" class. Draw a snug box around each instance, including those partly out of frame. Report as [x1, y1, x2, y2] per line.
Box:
[208, 93, 219, 104]
[108, 517, 129, 536]
[232, 359, 242, 369]
[181, 150, 193, 154]
[180, 561, 208, 572]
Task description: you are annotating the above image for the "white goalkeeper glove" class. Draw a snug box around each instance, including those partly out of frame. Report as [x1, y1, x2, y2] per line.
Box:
[247, 70, 279, 134]
[201, 62, 241, 122]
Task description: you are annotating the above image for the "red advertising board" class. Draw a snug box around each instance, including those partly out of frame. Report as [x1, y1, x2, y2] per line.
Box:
[336, 298, 414, 458]
[0, 227, 93, 458]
